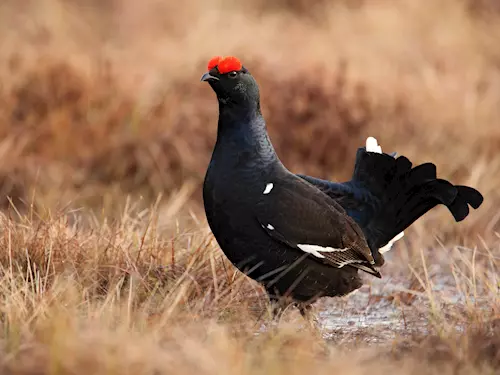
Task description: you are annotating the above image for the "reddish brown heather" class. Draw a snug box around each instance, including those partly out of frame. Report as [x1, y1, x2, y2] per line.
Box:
[0, 0, 498, 233]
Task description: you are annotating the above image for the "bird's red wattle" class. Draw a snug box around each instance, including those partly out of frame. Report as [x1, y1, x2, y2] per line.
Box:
[207, 56, 223, 71]
[206, 56, 242, 74]
[217, 56, 242, 74]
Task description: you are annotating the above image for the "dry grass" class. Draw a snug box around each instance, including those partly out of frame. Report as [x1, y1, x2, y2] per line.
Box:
[0, 0, 498, 373]
[0, 202, 497, 374]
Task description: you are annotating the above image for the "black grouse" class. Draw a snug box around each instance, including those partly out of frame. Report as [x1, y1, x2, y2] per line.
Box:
[201, 55, 484, 318]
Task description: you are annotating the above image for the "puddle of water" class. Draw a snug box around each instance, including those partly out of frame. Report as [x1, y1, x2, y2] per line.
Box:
[315, 269, 497, 342]
[315, 284, 425, 342]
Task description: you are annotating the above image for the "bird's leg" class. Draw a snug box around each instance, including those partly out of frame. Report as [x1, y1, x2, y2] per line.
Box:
[266, 292, 296, 326]
[298, 303, 320, 331]
[298, 303, 312, 320]
[268, 296, 286, 323]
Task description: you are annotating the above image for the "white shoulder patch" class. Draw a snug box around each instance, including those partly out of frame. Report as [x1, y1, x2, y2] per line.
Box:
[366, 136, 382, 154]
[263, 183, 273, 195]
[297, 244, 349, 259]
[379, 231, 405, 254]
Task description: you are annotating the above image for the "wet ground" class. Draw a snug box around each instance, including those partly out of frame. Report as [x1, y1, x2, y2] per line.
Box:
[256, 248, 498, 342]
[316, 280, 427, 342]
[314, 253, 497, 342]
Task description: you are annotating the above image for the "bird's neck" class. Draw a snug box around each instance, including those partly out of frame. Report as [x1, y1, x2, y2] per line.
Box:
[213, 101, 280, 168]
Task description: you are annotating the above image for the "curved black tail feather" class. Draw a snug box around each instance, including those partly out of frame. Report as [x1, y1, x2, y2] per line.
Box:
[348, 145, 483, 250]
[298, 137, 483, 267]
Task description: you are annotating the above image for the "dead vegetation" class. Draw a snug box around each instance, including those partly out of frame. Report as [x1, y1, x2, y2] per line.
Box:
[0, 204, 497, 374]
[0, 0, 498, 373]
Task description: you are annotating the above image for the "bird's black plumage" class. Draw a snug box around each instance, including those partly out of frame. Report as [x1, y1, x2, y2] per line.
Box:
[201, 57, 483, 314]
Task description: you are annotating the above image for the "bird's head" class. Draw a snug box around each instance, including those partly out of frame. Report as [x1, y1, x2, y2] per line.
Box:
[201, 56, 260, 109]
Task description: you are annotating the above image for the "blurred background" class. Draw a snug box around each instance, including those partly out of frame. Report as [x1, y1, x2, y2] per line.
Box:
[0, 0, 498, 240]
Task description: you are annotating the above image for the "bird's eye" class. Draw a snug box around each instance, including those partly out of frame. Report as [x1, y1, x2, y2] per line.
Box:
[228, 71, 238, 78]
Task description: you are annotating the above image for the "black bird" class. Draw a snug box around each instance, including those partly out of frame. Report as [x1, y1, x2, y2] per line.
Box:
[201, 56, 483, 319]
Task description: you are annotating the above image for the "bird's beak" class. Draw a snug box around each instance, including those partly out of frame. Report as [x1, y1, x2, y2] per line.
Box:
[200, 72, 219, 82]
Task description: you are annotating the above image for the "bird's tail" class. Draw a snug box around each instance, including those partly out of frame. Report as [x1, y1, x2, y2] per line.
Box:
[353, 137, 483, 254]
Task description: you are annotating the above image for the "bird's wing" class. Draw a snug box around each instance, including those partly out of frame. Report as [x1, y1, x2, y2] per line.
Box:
[296, 138, 394, 231]
[254, 176, 381, 277]
[296, 175, 379, 229]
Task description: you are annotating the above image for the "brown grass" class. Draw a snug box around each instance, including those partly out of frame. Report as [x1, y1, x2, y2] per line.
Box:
[0, 0, 498, 373]
[0, 203, 497, 374]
